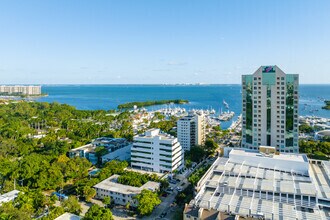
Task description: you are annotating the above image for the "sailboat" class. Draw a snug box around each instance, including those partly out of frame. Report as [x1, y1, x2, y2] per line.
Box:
[223, 100, 229, 109]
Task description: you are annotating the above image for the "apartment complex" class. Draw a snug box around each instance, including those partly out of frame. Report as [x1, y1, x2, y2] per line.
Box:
[94, 174, 160, 206]
[69, 137, 131, 164]
[177, 113, 206, 151]
[0, 85, 41, 95]
[131, 129, 184, 173]
[187, 148, 330, 220]
[241, 66, 299, 153]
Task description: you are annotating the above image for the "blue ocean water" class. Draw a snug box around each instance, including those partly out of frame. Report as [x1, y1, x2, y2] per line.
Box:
[36, 84, 330, 128]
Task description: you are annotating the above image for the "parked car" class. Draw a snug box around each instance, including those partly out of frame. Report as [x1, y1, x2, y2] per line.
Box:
[165, 188, 173, 193]
[161, 192, 168, 197]
[169, 179, 177, 184]
[176, 187, 182, 192]
[160, 211, 167, 218]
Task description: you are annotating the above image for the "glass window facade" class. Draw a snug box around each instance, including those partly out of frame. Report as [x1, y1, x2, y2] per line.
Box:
[243, 75, 253, 144]
[285, 75, 295, 148]
[242, 67, 298, 152]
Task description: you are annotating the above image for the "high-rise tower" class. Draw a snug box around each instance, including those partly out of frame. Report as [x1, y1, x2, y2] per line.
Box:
[241, 66, 299, 153]
[177, 113, 206, 151]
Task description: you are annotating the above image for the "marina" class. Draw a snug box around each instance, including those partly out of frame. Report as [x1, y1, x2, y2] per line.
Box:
[131, 104, 242, 130]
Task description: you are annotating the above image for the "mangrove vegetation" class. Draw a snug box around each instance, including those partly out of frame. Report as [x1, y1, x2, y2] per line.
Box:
[117, 99, 188, 109]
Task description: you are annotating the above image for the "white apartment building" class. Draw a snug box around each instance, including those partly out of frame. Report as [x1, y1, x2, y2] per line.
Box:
[0, 85, 41, 95]
[131, 128, 184, 173]
[94, 174, 160, 206]
[241, 66, 299, 153]
[177, 113, 206, 151]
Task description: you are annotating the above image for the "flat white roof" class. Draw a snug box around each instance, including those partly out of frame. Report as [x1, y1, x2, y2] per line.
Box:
[134, 129, 176, 141]
[55, 213, 81, 220]
[194, 156, 330, 219]
[230, 149, 307, 162]
[93, 174, 160, 195]
[0, 190, 20, 204]
[69, 143, 93, 152]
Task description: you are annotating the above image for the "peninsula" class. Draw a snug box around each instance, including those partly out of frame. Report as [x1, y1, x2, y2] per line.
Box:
[118, 99, 188, 109]
[322, 100, 330, 110]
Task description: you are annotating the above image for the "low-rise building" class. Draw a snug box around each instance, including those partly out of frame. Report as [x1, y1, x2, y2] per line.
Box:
[314, 130, 330, 141]
[131, 128, 184, 173]
[189, 148, 330, 219]
[54, 213, 81, 220]
[68, 143, 97, 164]
[93, 174, 160, 206]
[68, 137, 131, 164]
[0, 190, 20, 205]
[183, 200, 253, 220]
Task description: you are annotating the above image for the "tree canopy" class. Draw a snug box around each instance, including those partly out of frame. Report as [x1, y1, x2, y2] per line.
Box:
[117, 99, 188, 109]
[0, 190, 49, 219]
[134, 189, 161, 216]
[83, 204, 114, 220]
[61, 196, 82, 215]
[299, 124, 314, 133]
[204, 138, 219, 155]
[299, 140, 330, 160]
[0, 101, 135, 217]
[117, 171, 160, 187]
[188, 164, 211, 186]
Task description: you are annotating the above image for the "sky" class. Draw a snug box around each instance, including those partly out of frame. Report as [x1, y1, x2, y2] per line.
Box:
[0, 0, 330, 84]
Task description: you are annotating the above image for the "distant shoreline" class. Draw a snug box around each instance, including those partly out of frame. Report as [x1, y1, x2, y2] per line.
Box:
[118, 99, 189, 109]
[0, 93, 48, 98]
[21, 83, 330, 86]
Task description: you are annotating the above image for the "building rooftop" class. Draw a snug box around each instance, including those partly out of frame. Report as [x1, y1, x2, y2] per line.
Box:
[135, 128, 176, 141]
[184, 200, 253, 220]
[69, 137, 131, 154]
[316, 130, 330, 137]
[193, 151, 330, 220]
[309, 161, 330, 199]
[69, 143, 93, 152]
[0, 190, 20, 204]
[93, 137, 130, 151]
[229, 149, 309, 174]
[54, 213, 81, 220]
[184, 201, 199, 217]
[230, 149, 307, 162]
[178, 115, 195, 121]
[93, 174, 160, 195]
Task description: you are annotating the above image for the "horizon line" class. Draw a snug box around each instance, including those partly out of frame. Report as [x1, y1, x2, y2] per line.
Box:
[1, 83, 330, 86]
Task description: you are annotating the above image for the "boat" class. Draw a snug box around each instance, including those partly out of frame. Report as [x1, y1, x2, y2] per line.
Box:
[223, 100, 229, 109]
[219, 111, 235, 121]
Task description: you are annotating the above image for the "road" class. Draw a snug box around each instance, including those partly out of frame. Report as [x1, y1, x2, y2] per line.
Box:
[139, 156, 215, 220]
[139, 179, 190, 220]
